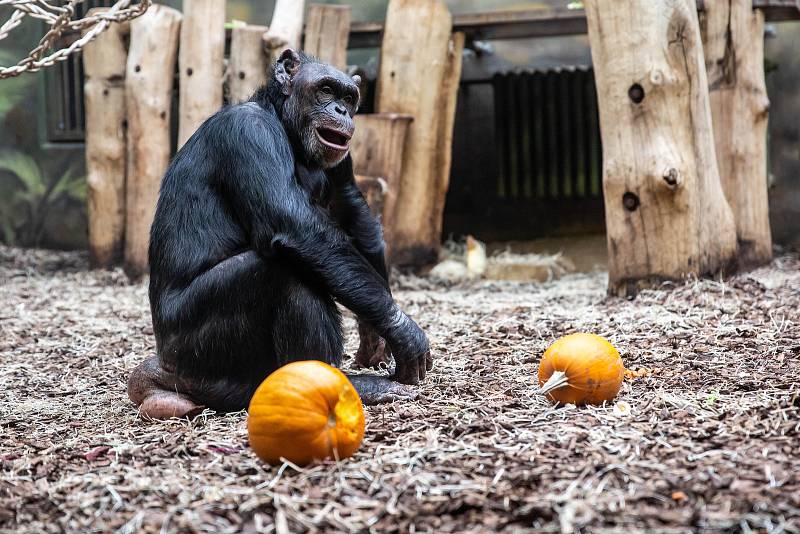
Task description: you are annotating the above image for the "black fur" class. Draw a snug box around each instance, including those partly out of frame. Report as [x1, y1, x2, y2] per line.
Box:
[147, 52, 428, 411]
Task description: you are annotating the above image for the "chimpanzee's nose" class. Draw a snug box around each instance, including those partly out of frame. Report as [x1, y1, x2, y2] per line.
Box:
[334, 104, 347, 115]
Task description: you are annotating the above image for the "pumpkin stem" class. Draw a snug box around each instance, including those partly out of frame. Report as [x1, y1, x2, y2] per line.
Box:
[539, 370, 570, 396]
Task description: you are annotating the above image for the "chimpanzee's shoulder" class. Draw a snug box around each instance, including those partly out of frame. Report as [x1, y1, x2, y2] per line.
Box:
[217, 101, 276, 122]
[209, 101, 283, 137]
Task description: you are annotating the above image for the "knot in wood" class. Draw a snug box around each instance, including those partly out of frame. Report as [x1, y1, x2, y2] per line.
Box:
[649, 69, 663, 86]
[623, 192, 640, 212]
[628, 83, 645, 104]
[663, 168, 680, 187]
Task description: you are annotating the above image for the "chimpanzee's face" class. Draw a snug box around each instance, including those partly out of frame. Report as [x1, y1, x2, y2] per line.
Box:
[279, 54, 361, 169]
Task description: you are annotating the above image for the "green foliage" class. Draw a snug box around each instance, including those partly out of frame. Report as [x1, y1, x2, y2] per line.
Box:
[0, 50, 35, 121]
[0, 150, 86, 245]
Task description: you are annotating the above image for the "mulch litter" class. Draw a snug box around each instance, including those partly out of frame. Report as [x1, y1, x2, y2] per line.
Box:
[1, 245, 798, 533]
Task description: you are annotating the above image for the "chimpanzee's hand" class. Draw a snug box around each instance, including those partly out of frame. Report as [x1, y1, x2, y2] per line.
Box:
[383, 308, 432, 385]
[326, 153, 355, 187]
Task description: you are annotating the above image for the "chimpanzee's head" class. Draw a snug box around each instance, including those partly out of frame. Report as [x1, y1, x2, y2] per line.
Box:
[270, 49, 361, 169]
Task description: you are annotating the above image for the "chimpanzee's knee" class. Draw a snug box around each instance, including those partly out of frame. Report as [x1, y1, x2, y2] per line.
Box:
[272, 280, 343, 367]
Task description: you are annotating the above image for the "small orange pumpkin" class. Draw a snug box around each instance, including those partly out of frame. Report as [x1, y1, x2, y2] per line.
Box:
[538, 333, 624, 405]
[247, 361, 365, 465]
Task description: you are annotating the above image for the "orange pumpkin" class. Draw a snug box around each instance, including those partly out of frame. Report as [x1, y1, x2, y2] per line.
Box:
[538, 333, 624, 405]
[247, 361, 365, 465]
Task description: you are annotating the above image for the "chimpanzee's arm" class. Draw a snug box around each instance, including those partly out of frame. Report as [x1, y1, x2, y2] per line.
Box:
[327, 155, 389, 283]
[219, 105, 427, 382]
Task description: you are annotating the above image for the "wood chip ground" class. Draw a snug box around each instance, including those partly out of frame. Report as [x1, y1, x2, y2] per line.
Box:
[1, 245, 798, 533]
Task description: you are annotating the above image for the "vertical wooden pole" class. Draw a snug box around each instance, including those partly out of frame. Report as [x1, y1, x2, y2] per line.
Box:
[124, 5, 182, 277]
[262, 0, 305, 66]
[431, 32, 465, 254]
[303, 4, 351, 70]
[701, 0, 772, 267]
[178, 0, 226, 148]
[584, 0, 737, 297]
[376, 0, 458, 267]
[228, 22, 270, 103]
[82, 11, 128, 268]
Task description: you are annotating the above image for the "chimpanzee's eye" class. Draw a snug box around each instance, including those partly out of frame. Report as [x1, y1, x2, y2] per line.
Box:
[343, 95, 353, 105]
[320, 85, 333, 95]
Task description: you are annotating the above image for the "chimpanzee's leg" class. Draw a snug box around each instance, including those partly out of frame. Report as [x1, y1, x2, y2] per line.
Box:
[128, 251, 414, 419]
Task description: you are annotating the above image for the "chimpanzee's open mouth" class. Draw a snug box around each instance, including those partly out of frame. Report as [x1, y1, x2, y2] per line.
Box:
[316, 127, 351, 151]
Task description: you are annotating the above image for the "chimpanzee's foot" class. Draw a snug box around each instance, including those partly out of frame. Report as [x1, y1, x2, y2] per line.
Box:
[128, 355, 203, 419]
[355, 322, 393, 369]
[346, 374, 418, 405]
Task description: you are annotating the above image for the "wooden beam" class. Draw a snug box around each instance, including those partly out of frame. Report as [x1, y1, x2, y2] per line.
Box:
[347, 1, 799, 47]
[751, 0, 800, 20]
[61, 2, 800, 51]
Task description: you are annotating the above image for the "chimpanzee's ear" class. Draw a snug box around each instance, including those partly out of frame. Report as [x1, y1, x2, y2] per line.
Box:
[275, 48, 301, 96]
[352, 74, 362, 86]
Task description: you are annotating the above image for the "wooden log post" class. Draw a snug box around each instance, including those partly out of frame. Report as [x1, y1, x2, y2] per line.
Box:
[228, 22, 270, 103]
[82, 12, 128, 268]
[303, 4, 351, 70]
[376, 0, 461, 267]
[584, 0, 738, 297]
[350, 113, 413, 254]
[124, 5, 182, 277]
[178, 0, 226, 147]
[262, 0, 305, 67]
[431, 32, 465, 255]
[701, 0, 772, 267]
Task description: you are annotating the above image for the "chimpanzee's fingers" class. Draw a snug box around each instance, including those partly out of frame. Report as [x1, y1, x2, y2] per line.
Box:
[425, 351, 433, 371]
[393, 359, 419, 385]
[418, 356, 426, 381]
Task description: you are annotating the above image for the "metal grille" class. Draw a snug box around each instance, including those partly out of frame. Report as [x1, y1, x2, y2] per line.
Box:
[443, 66, 605, 241]
[493, 66, 602, 201]
[43, 0, 115, 143]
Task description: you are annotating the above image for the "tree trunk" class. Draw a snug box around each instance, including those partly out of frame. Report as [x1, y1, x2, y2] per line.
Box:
[376, 0, 458, 268]
[82, 12, 128, 268]
[124, 5, 182, 278]
[228, 22, 270, 104]
[178, 0, 226, 147]
[349, 113, 413, 258]
[262, 0, 305, 66]
[584, 0, 737, 297]
[701, 0, 772, 267]
[303, 4, 351, 70]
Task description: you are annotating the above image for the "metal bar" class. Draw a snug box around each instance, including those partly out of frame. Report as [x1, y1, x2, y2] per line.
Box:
[492, 75, 507, 198]
[557, 71, 570, 198]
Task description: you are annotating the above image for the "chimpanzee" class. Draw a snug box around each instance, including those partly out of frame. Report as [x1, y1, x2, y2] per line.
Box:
[127, 49, 432, 419]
